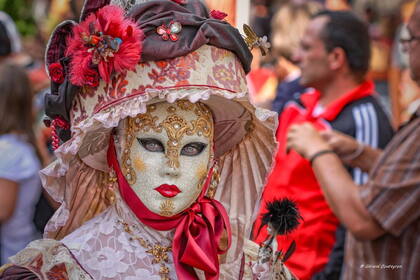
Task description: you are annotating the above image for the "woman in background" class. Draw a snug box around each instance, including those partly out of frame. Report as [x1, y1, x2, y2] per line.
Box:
[0, 63, 42, 264]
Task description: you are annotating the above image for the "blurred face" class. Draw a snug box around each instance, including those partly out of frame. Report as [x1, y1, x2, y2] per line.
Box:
[404, 5, 420, 85]
[294, 16, 331, 88]
[117, 101, 213, 216]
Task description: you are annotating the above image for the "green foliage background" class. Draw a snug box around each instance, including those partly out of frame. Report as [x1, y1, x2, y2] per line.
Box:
[0, 0, 36, 36]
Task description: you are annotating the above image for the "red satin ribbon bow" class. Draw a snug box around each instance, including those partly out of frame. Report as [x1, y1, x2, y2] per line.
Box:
[107, 137, 231, 280]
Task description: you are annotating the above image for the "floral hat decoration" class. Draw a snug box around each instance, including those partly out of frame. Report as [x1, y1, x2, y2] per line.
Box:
[42, 0, 277, 278]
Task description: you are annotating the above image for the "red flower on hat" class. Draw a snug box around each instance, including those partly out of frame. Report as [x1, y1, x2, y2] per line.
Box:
[49, 62, 65, 84]
[66, 5, 144, 86]
[171, 0, 186, 4]
[210, 10, 228, 20]
[85, 68, 100, 88]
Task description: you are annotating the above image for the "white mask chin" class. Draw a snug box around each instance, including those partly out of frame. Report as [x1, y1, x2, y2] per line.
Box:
[116, 101, 214, 216]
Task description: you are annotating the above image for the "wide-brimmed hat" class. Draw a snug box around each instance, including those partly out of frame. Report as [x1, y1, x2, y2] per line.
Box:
[42, 0, 277, 277]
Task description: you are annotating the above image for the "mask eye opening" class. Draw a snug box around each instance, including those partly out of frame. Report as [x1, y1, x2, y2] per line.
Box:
[180, 142, 207, 156]
[137, 138, 165, 153]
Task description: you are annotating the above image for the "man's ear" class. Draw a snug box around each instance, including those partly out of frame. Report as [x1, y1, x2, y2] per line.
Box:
[328, 47, 346, 71]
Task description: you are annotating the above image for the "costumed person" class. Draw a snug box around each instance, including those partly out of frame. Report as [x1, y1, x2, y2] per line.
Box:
[0, 1, 299, 279]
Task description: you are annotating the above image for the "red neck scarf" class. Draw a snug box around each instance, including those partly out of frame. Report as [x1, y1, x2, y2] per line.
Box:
[107, 137, 231, 280]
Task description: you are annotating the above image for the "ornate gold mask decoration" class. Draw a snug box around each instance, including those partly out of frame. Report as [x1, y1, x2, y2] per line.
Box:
[116, 100, 215, 216]
[121, 100, 213, 184]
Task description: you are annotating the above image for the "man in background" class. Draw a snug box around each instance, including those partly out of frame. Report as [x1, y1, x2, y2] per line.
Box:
[253, 10, 394, 279]
[286, 2, 420, 279]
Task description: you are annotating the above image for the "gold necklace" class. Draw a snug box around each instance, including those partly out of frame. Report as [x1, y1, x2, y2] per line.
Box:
[118, 220, 172, 280]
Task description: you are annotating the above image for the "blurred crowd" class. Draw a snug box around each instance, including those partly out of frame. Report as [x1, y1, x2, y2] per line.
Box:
[249, 0, 419, 127]
[249, 1, 419, 279]
[0, 0, 419, 279]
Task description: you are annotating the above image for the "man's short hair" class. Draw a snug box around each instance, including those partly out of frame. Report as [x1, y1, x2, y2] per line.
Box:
[314, 10, 371, 79]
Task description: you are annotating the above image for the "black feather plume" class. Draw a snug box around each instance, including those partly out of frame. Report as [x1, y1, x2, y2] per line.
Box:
[261, 198, 302, 236]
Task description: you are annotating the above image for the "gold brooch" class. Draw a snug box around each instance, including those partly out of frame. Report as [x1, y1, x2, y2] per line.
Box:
[118, 220, 172, 280]
[242, 24, 271, 56]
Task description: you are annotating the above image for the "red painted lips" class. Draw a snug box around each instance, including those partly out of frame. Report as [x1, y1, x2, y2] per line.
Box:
[154, 184, 181, 198]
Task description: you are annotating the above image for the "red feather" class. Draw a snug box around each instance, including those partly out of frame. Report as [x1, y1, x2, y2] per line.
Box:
[66, 5, 144, 86]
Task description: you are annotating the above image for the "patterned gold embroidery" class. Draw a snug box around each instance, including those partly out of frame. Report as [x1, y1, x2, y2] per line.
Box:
[159, 199, 175, 216]
[147, 245, 170, 263]
[148, 104, 157, 112]
[175, 99, 194, 111]
[119, 221, 172, 280]
[159, 266, 170, 278]
[105, 171, 117, 205]
[161, 115, 190, 168]
[122, 101, 214, 178]
[120, 125, 136, 184]
[161, 101, 213, 168]
[166, 106, 176, 113]
[133, 113, 162, 133]
[121, 113, 162, 184]
[206, 162, 220, 199]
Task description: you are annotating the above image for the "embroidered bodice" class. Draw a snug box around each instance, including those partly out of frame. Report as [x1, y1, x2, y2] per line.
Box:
[61, 200, 176, 280]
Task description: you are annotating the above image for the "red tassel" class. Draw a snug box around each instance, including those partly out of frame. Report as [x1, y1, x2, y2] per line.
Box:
[51, 117, 70, 150]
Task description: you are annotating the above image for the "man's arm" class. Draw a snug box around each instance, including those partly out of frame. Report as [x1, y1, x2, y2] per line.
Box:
[287, 123, 385, 240]
[320, 130, 382, 173]
[309, 153, 385, 240]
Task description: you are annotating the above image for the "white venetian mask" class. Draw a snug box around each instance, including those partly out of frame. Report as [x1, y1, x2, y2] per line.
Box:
[116, 100, 214, 216]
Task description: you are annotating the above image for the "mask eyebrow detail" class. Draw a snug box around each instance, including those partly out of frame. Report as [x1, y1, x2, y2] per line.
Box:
[125, 101, 214, 172]
[137, 138, 165, 153]
[181, 142, 207, 156]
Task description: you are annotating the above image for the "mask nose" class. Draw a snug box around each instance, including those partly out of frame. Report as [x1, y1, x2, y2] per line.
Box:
[160, 163, 180, 178]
